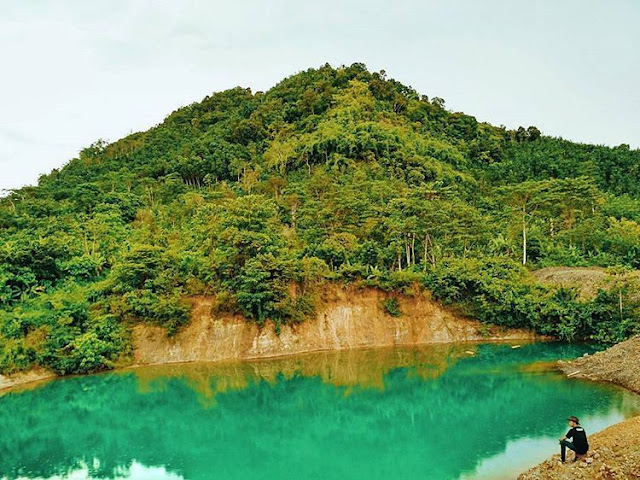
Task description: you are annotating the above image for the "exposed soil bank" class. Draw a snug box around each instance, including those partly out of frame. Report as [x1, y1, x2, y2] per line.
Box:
[532, 266, 640, 301]
[0, 368, 55, 392]
[532, 267, 611, 300]
[519, 337, 640, 479]
[132, 286, 536, 365]
[517, 416, 640, 480]
[0, 286, 537, 392]
[558, 336, 640, 394]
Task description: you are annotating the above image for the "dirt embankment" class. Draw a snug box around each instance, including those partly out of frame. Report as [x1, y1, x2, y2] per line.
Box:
[558, 336, 640, 394]
[1, 285, 537, 391]
[132, 285, 535, 365]
[518, 416, 640, 480]
[532, 266, 640, 301]
[533, 267, 611, 300]
[0, 368, 56, 392]
[519, 336, 640, 479]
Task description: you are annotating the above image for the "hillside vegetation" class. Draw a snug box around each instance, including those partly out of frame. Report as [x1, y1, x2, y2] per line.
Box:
[2, 63, 640, 375]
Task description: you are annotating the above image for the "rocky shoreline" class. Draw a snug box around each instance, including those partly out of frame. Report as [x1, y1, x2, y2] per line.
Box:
[518, 336, 640, 479]
[557, 337, 640, 395]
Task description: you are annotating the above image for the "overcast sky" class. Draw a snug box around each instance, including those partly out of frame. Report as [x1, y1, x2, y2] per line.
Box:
[1, 0, 639, 192]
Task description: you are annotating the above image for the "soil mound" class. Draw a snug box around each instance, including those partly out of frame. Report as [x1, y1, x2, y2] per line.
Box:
[558, 336, 640, 394]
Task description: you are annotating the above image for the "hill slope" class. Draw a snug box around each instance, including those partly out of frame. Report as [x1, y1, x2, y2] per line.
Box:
[1, 63, 640, 376]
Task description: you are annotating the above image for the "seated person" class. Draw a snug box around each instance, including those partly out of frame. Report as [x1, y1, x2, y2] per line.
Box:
[559, 416, 589, 462]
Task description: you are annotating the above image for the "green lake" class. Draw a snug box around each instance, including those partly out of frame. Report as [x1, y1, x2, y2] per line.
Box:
[1, 342, 639, 480]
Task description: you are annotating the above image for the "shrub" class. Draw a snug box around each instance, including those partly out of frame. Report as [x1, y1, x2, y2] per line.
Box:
[383, 297, 402, 317]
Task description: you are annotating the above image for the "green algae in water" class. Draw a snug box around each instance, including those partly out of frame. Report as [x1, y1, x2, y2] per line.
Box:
[0, 342, 638, 480]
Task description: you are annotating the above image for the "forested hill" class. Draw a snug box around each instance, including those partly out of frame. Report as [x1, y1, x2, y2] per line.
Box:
[2, 63, 640, 376]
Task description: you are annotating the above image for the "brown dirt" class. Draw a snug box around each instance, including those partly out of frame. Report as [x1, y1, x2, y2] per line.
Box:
[558, 336, 640, 394]
[519, 337, 640, 479]
[132, 285, 538, 365]
[0, 285, 537, 392]
[533, 267, 611, 300]
[0, 368, 55, 393]
[532, 267, 640, 301]
[518, 416, 640, 480]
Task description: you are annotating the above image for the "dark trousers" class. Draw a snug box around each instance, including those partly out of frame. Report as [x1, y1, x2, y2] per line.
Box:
[559, 439, 582, 462]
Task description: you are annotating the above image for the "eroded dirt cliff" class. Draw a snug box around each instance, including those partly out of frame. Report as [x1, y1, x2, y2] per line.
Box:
[0, 286, 537, 391]
[132, 285, 536, 365]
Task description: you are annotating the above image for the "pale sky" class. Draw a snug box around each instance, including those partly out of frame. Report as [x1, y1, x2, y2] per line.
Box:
[1, 0, 639, 192]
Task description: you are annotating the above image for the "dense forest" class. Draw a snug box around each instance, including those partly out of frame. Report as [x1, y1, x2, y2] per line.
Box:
[1, 63, 639, 376]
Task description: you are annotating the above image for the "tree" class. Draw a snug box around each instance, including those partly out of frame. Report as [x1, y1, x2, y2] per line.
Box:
[499, 178, 603, 265]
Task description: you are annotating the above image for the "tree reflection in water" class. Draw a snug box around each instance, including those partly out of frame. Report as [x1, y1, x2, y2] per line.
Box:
[0, 342, 638, 480]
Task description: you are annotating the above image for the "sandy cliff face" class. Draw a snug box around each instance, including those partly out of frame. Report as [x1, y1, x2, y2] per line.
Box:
[132, 286, 536, 365]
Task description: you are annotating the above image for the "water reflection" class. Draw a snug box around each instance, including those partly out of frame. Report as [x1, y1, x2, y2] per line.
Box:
[129, 343, 479, 404]
[0, 342, 637, 480]
[461, 409, 630, 480]
[9, 462, 183, 480]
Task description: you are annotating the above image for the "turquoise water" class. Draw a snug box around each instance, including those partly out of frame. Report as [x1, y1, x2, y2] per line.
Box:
[1, 342, 639, 480]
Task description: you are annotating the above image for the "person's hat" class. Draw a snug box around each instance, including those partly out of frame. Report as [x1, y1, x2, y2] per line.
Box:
[567, 416, 580, 424]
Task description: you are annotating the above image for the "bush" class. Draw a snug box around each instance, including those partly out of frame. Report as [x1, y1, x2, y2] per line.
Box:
[378, 270, 426, 293]
[0, 286, 130, 375]
[383, 297, 402, 317]
[0, 338, 35, 374]
[118, 291, 189, 335]
[60, 255, 105, 281]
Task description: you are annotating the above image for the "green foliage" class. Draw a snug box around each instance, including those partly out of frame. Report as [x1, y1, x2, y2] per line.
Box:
[383, 298, 402, 317]
[1, 62, 640, 375]
[426, 256, 640, 342]
[0, 286, 127, 375]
